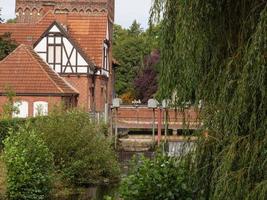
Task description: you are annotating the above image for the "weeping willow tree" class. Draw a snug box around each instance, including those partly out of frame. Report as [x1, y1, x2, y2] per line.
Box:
[151, 0, 267, 199]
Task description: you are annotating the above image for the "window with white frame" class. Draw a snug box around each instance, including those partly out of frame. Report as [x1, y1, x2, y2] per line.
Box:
[13, 101, 29, 118]
[103, 43, 109, 71]
[33, 101, 48, 117]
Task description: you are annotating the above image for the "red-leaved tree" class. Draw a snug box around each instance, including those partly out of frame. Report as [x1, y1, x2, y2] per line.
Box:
[134, 50, 160, 103]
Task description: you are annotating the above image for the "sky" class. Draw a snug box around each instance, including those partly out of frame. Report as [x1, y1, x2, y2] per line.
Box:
[0, 0, 152, 29]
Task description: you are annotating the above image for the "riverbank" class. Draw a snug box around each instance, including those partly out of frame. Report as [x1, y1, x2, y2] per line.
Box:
[0, 153, 118, 200]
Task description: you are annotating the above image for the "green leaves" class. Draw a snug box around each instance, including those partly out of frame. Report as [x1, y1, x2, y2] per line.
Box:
[151, 0, 267, 199]
[31, 110, 120, 186]
[0, 33, 17, 60]
[3, 127, 53, 200]
[120, 154, 194, 200]
[113, 22, 160, 97]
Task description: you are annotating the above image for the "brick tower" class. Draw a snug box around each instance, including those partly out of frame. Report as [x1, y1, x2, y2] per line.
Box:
[16, 0, 114, 23]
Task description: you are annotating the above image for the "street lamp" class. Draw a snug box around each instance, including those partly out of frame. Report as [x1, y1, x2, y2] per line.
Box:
[148, 99, 159, 145]
[162, 99, 170, 143]
[112, 98, 122, 150]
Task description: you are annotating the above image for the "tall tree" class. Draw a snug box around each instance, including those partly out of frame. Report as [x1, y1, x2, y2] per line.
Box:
[113, 22, 150, 96]
[0, 33, 18, 60]
[152, 0, 267, 199]
[128, 20, 143, 36]
[134, 50, 160, 103]
[0, 8, 3, 23]
[113, 22, 160, 99]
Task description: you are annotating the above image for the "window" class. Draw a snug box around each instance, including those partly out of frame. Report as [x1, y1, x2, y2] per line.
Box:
[33, 101, 48, 117]
[48, 46, 54, 63]
[103, 43, 109, 71]
[55, 46, 61, 63]
[13, 101, 29, 118]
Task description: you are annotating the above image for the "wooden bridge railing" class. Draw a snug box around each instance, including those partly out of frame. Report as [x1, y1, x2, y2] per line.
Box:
[111, 105, 202, 130]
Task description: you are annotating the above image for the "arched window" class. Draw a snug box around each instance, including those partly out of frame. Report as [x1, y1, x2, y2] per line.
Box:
[86, 9, 92, 13]
[24, 8, 30, 23]
[13, 101, 29, 118]
[72, 8, 78, 13]
[33, 101, 48, 117]
[32, 8, 38, 16]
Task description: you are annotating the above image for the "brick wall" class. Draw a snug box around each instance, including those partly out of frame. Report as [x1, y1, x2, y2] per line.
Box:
[63, 75, 111, 113]
[63, 75, 93, 111]
[0, 96, 62, 117]
[111, 106, 201, 130]
[16, 0, 114, 23]
[94, 76, 109, 112]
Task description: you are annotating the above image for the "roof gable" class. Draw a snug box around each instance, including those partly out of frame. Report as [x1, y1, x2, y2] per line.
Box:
[0, 44, 78, 96]
[0, 11, 108, 68]
[34, 21, 95, 74]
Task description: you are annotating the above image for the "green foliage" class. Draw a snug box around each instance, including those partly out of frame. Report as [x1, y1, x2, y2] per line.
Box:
[151, 1, 267, 199]
[0, 118, 26, 150]
[120, 153, 194, 200]
[31, 110, 120, 186]
[0, 33, 17, 60]
[0, 87, 19, 120]
[113, 22, 160, 96]
[0, 8, 3, 23]
[6, 18, 17, 24]
[3, 126, 53, 200]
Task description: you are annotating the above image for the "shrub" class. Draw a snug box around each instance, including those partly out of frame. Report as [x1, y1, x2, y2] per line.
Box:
[3, 126, 53, 200]
[120, 153, 194, 200]
[31, 110, 120, 186]
[0, 118, 26, 150]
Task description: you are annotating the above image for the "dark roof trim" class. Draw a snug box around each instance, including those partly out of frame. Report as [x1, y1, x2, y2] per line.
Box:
[33, 21, 96, 71]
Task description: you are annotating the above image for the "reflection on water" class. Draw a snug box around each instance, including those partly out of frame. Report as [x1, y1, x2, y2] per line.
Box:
[53, 151, 154, 200]
[168, 141, 195, 156]
[54, 185, 118, 200]
[53, 142, 193, 200]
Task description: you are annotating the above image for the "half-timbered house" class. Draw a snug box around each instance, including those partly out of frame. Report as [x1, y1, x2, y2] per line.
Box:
[0, 0, 115, 117]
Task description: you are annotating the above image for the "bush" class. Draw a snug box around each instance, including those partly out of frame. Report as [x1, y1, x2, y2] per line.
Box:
[31, 110, 120, 186]
[3, 126, 53, 200]
[0, 118, 26, 150]
[120, 153, 194, 200]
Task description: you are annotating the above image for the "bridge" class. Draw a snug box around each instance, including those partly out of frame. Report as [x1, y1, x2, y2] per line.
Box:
[111, 105, 202, 134]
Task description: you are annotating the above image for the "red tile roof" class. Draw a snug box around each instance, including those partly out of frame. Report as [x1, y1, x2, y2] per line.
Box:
[0, 44, 79, 95]
[0, 11, 108, 67]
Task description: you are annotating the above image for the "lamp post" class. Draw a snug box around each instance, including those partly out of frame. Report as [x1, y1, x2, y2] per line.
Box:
[162, 99, 170, 143]
[148, 99, 159, 145]
[157, 107, 162, 145]
[112, 98, 122, 150]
